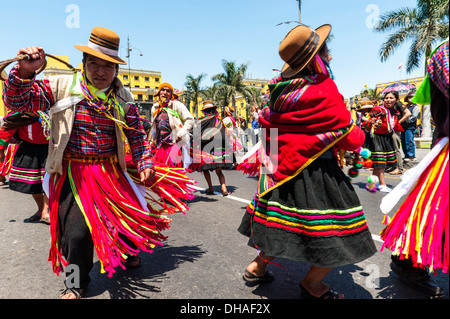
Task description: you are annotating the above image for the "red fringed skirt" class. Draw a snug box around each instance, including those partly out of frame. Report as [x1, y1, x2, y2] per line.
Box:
[48, 154, 194, 277]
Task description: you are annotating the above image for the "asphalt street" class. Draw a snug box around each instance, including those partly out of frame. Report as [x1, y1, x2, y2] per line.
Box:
[0, 148, 448, 302]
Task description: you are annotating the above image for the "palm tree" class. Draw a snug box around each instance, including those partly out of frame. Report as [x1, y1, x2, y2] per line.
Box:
[374, 0, 449, 139]
[185, 73, 207, 119]
[375, 0, 448, 73]
[200, 83, 220, 105]
[212, 59, 252, 117]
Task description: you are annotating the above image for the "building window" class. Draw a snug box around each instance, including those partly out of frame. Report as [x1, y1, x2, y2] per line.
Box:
[135, 85, 140, 88]
[123, 75, 128, 80]
[155, 78, 160, 82]
[137, 94, 143, 100]
[134, 76, 140, 81]
[145, 77, 150, 81]
[148, 95, 153, 101]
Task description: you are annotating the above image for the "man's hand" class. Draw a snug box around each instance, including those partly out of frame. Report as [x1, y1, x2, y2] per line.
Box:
[17, 47, 46, 79]
[140, 167, 155, 183]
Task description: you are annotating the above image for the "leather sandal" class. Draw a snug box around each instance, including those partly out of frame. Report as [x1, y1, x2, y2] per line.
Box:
[125, 255, 142, 269]
[389, 168, 402, 175]
[299, 283, 343, 299]
[60, 287, 85, 299]
[243, 270, 274, 283]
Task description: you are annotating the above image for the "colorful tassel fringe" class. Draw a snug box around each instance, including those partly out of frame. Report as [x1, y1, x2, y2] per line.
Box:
[381, 143, 449, 273]
[49, 156, 195, 277]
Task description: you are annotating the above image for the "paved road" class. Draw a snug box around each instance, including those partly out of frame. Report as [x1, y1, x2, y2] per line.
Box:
[0, 148, 448, 302]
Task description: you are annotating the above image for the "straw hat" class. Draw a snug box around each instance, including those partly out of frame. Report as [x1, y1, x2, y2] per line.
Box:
[356, 100, 374, 112]
[75, 27, 126, 65]
[279, 24, 331, 78]
[225, 106, 235, 117]
[201, 100, 217, 111]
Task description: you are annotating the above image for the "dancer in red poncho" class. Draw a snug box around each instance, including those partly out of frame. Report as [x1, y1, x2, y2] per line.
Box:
[238, 24, 377, 299]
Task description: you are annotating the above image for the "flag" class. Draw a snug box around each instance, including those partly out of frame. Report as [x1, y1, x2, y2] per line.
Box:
[364, 84, 369, 88]
[398, 63, 403, 69]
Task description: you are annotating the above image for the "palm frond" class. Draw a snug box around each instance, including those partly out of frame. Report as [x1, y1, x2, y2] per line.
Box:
[375, 7, 417, 32]
[378, 26, 417, 61]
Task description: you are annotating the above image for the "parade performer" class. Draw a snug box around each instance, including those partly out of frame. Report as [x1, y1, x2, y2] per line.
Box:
[237, 24, 376, 299]
[362, 93, 400, 193]
[0, 111, 49, 223]
[191, 100, 233, 196]
[149, 82, 194, 168]
[222, 105, 242, 161]
[380, 39, 449, 298]
[2, 27, 192, 299]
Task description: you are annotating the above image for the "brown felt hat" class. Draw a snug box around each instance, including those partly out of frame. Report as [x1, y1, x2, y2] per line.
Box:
[75, 27, 127, 65]
[279, 24, 331, 78]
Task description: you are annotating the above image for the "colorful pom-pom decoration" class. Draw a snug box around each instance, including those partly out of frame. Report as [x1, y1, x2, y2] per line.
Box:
[363, 158, 373, 168]
[366, 182, 377, 193]
[359, 148, 372, 159]
[348, 167, 359, 178]
[354, 160, 364, 169]
[367, 175, 379, 184]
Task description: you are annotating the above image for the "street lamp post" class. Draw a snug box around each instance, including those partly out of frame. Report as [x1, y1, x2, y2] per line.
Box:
[297, 0, 301, 23]
[125, 35, 143, 89]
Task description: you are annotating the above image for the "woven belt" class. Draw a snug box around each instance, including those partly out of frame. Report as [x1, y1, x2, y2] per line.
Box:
[63, 154, 118, 164]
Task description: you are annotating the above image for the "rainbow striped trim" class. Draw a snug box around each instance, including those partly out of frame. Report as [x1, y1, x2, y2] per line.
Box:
[247, 197, 369, 237]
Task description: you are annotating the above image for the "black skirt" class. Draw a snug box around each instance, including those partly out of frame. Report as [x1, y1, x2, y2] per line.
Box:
[367, 132, 397, 169]
[9, 141, 48, 194]
[238, 157, 377, 268]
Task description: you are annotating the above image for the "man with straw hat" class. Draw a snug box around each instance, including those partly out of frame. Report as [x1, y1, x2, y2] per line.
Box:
[238, 24, 376, 299]
[190, 100, 232, 195]
[2, 27, 192, 299]
[149, 82, 194, 168]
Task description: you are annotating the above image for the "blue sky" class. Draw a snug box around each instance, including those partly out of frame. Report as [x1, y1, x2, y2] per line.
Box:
[0, 0, 431, 99]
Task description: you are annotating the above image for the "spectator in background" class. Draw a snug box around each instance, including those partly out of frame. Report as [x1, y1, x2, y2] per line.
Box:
[385, 91, 411, 175]
[402, 91, 419, 163]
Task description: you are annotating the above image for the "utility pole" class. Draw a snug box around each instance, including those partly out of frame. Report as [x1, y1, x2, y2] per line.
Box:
[298, 0, 301, 23]
[126, 35, 132, 88]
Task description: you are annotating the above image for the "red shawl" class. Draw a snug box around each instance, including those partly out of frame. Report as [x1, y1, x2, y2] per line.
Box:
[257, 74, 364, 196]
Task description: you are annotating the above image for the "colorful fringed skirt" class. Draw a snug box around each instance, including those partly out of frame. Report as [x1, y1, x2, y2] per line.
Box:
[48, 155, 173, 278]
[238, 157, 377, 268]
[381, 141, 449, 273]
[153, 143, 183, 168]
[0, 143, 18, 177]
[9, 141, 47, 194]
[367, 132, 397, 169]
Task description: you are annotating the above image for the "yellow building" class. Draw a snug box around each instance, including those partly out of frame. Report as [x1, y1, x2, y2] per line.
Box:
[375, 76, 424, 100]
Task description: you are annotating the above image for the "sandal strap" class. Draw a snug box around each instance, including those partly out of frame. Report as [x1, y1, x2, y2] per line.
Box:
[61, 287, 84, 299]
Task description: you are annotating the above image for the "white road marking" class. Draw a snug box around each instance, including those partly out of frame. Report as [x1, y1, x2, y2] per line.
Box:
[191, 186, 384, 243]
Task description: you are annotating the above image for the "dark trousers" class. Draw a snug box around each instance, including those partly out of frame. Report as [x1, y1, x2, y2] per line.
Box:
[57, 174, 139, 289]
[58, 177, 93, 289]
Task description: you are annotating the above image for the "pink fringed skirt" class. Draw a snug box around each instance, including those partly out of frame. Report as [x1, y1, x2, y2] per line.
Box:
[381, 141, 449, 273]
[48, 155, 172, 277]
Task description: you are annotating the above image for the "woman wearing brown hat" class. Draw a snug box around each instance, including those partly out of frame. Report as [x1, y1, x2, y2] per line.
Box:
[238, 24, 376, 299]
